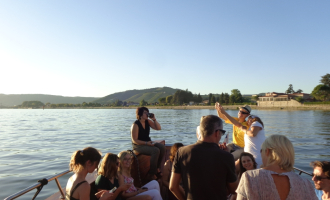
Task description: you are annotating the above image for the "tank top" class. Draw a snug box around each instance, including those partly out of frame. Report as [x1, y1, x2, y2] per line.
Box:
[122, 175, 137, 193]
[134, 120, 151, 142]
[65, 180, 98, 200]
[66, 181, 86, 200]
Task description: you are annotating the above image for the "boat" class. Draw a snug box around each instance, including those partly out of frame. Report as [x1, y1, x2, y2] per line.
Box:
[4, 141, 313, 200]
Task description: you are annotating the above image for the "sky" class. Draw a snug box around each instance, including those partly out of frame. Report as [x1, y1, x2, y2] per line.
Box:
[0, 1, 329, 97]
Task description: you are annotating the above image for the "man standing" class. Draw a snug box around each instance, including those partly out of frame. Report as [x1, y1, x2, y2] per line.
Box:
[169, 115, 237, 200]
[215, 103, 251, 160]
[311, 161, 330, 200]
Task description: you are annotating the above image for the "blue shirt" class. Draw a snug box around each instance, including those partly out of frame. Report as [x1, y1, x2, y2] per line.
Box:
[315, 189, 323, 200]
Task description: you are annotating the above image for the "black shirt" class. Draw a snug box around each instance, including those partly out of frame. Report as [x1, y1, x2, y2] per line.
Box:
[173, 141, 237, 200]
[134, 120, 151, 142]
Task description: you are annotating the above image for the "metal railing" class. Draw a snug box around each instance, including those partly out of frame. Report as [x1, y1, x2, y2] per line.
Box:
[293, 167, 313, 176]
[4, 169, 71, 200]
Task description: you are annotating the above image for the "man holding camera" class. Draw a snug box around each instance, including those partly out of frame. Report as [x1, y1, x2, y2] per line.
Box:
[169, 115, 237, 200]
[215, 103, 251, 160]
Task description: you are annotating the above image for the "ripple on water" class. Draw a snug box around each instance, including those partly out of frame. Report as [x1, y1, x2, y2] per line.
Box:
[0, 109, 330, 199]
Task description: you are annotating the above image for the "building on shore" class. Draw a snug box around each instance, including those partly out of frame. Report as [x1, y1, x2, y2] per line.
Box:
[257, 92, 312, 107]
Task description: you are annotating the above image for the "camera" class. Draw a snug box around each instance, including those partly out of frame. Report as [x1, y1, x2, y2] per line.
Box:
[148, 113, 154, 118]
[109, 187, 117, 193]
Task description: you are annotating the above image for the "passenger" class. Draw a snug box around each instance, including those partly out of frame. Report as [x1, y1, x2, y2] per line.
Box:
[196, 116, 205, 141]
[131, 107, 165, 180]
[310, 161, 330, 200]
[236, 135, 318, 200]
[162, 143, 184, 200]
[117, 151, 163, 200]
[65, 147, 113, 200]
[95, 153, 131, 200]
[215, 103, 251, 160]
[216, 104, 266, 168]
[230, 152, 257, 200]
[170, 115, 237, 200]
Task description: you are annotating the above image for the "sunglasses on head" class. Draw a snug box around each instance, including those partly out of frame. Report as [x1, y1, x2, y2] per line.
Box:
[239, 110, 249, 115]
[312, 173, 330, 181]
[216, 129, 226, 136]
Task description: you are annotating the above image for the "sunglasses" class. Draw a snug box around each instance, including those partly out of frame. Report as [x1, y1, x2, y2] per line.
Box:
[312, 173, 330, 181]
[216, 129, 226, 136]
[239, 110, 249, 115]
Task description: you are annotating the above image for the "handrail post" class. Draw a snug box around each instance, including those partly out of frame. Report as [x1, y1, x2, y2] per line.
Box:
[55, 178, 65, 200]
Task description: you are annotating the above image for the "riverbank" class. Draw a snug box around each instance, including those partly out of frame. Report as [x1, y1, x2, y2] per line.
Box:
[5, 104, 330, 110]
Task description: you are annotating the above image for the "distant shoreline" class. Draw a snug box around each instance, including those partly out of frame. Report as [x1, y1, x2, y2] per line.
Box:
[5, 104, 330, 110]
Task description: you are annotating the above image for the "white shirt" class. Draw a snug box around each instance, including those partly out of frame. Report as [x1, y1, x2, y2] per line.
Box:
[244, 121, 266, 168]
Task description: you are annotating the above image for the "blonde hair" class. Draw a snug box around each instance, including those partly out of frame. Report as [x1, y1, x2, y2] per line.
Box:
[69, 147, 101, 173]
[261, 135, 294, 171]
[98, 153, 118, 179]
[118, 151, 132, 176]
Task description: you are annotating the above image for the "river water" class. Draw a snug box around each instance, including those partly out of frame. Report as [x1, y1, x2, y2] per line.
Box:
[0, 109, 329, 199]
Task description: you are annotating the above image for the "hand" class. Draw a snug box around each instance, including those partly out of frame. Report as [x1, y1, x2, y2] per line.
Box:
[215, 102, 225, 114]
[146, 141, 155, 146]
[119, 183, 131, 192]
[149, 114, 156, 121]
[97, 190, 114, 200]
[219, 142, 230, 152]
[138, 188, 148, 193]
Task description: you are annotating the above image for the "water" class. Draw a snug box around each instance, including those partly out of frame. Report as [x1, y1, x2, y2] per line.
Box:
[0, 109, 329, 199]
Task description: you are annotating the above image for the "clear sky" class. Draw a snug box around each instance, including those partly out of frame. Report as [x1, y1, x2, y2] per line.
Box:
[0, 1, 329, 97]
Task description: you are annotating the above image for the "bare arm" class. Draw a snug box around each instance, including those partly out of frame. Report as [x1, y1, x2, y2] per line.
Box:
[216, 103, 242, 127]
[245, 126, 262, 137]
[169, 172, 185, 200]
[148, 114, 161, 130]
[131, 123, 154, 146]
[162, 161, 171, 188]
[215, 102, 228, 120]
[227, 181, 238, 195]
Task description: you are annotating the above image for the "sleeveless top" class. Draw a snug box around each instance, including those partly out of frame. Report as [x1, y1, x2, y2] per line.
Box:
[244, 121, 266, 168]
[65, 181, 97, 200]
[134, 120, 151, 142]
[236, 169, 318, 200]
[122, 175, 137, 193]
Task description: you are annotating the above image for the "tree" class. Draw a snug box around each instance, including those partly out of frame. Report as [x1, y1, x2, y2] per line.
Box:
[295, 89, 303, 93]
[219, 93, 225, 104]
[229, 89, 243, 103]
[224, 93, 230, 104]
[140, 99, 147, 106]
[208, 93, 213, 105]
[172, 90, 194, 105]
[166, 95, 173, 104]
[251, 95, 259, 102]
[320, 73, 330, 87]
[311, 84, 330, 101]
[285, 84, 295, 94]
[158, 97, 166, 104]
[211, 95, 216, 104]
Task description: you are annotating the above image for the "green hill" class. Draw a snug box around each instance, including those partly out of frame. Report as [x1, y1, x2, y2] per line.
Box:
[93, 87, 179, 104]
[0, 94, 99, 107]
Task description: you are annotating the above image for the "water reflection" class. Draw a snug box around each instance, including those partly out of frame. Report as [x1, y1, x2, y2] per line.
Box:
[0, 109, 329, 199]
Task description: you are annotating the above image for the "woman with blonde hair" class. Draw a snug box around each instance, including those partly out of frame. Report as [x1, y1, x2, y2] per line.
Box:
[117, 151, 162, 200]
[65, 147, 113, 200]
[95, 153, 131, 200]
[236, 135, 318, 200]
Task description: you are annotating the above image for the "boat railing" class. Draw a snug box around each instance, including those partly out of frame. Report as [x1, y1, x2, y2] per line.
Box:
[293, 167, 313, 176]
[4, 169, 71, 200]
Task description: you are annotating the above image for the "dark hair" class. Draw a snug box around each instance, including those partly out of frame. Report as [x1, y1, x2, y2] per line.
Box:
[69, 147, 102, 172]
[311, 161, 330, 178]
[136, 107, 149, 120]
[200, 115, 222, 137]
[238, 152, 257, 178]
[170, 143, 184, 162]
[98, 153, 119, 179]
[248, 116, 264, 128]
